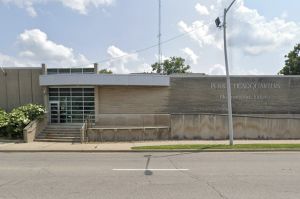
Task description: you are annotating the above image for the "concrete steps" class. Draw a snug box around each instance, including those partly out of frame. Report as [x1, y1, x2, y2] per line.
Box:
[35, 124, 82, 143]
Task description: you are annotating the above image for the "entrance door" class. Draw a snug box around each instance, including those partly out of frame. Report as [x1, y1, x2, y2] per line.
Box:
[50, 101, 60, 123]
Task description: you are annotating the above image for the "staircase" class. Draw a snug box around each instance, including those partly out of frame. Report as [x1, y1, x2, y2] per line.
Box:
[35, 124, 82, 142]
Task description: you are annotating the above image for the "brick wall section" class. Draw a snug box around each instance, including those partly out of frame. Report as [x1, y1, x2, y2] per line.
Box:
[98, 86, 170, 114]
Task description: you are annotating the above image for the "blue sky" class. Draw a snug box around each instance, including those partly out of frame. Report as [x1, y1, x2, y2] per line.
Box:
[0, 0, 300, 74]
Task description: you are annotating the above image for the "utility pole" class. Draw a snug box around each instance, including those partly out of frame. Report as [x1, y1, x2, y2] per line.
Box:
[215, 0, 236, 145]
[158, 0, 162, 66]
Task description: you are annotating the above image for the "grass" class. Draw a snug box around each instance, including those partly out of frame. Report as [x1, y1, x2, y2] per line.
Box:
[132, 144, 300, 150]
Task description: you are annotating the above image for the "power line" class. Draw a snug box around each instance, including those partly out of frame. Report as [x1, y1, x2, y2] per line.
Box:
[2, 22, 212, 69]
[67, 22, 212, 68]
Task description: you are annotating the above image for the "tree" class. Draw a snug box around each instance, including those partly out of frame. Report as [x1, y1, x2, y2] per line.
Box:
[99, 69, 113, 74]
[279, 44, 300, 75]
[151, 56, 191, 75]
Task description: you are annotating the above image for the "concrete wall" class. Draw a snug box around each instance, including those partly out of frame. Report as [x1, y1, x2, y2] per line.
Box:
[88, 128, 170, 142]
[0, 68, 43, 111]
[94, 114, 170, 127]
[23, 114, 48, 143]
[171, 114, 300, 140]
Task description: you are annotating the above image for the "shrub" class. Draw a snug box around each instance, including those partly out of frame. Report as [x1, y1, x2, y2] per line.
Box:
[7, 104, 45, 138]
[15, 104, 45, 121]
[0, 108, 9, 136]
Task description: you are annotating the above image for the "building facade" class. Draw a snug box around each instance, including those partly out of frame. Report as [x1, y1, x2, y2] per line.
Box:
[1, 64, 300, 140]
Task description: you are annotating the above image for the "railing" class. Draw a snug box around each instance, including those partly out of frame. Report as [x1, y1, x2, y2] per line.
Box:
[80, 120, 88, 143]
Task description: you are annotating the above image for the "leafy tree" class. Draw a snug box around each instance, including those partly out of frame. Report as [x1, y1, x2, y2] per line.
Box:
[151, 56, 191, 75]
[99, 69, 113, 74]
[279, 44, 300, 75]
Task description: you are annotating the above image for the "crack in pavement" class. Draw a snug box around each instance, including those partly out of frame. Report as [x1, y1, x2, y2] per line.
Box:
[206, 181, 229, 199]
[167, 157, 229, 199]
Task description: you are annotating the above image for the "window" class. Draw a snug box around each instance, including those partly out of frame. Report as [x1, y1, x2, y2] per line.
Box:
[47, 68, 95, 75]
[48, 87, 95, 123]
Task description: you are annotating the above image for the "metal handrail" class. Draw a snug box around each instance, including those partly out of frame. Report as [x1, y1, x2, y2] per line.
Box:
[80, 119, 88, 143]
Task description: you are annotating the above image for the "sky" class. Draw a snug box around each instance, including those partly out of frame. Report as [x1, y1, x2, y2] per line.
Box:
[0, 0, 300, 75]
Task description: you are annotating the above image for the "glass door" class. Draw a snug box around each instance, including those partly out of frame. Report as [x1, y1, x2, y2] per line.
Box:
[50, 101, 60, 123]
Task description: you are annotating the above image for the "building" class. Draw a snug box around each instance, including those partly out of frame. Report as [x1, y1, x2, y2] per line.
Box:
[1, 64, 300, 142]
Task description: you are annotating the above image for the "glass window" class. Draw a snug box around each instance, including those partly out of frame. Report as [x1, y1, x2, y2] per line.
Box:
[82, 68, 94, 73]
[49, 87, 94, 123]
[84, 97, 94, 101]
[71, 68, 83, 74]
[72, 88, 83, 92]
[84, 88, 94, 92]
[60, 88, 70, 92]
[49, 88, 59, 92]
[84, 102, 95, 106]
[58, 68, 71, 74]
[47, 69, 58, 74]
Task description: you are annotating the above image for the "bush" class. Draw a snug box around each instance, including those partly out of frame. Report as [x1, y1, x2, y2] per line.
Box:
[6, 104, 45, 138]
[0, 109, 9, 136]
[14, 104, 45, 121]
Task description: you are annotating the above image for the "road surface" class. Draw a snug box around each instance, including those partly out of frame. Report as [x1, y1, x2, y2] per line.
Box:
[0, 152, 300, 199]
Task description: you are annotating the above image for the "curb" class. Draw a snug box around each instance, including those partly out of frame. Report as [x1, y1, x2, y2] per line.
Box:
[1, 149, 300, 153]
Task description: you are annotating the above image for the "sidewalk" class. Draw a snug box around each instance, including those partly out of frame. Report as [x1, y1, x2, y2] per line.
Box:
[1, 140, 300, 152]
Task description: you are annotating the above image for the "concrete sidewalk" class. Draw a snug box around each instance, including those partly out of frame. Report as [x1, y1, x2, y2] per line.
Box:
[1, 140, 300, 152]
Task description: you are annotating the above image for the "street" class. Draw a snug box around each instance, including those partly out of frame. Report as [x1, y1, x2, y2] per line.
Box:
[0, 152, 300, 199]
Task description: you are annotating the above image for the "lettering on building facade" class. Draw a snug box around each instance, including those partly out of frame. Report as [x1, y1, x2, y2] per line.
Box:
[210, 81, 281, 101]
[210, 82, 281, 90]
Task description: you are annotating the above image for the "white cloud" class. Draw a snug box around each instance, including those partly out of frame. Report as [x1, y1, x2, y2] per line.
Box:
[0, 53, 28, 67]
[178, 20, 222, 49]
[136, 63, 152, 73]
[195, 3, 209, 15]
[106, 45, 138, 74]
[182, 47, 199, 64]
[60, 0, 114, 14]
[178, 0, 300, 56]
[208, 64, 226, 75]
[17, 29, 89, 66]
[1, 0, 114, 17]
[154, 54, 169, 62]
[1, 28, 90, 68]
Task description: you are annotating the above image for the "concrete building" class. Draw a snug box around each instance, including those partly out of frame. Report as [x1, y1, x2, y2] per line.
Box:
[1, 64, 300, 142]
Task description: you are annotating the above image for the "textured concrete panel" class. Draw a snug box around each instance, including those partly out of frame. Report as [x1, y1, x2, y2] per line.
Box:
[19, 69, 33, 105]
[0, 68, 43, 111]
[95, 114, 170, 127]
[87, 128, 170, 142]
[0, 71, 7, 110]
[31, 69, 43, 105]
[6, 69, 20, 111]
[171, 114, 300, 140]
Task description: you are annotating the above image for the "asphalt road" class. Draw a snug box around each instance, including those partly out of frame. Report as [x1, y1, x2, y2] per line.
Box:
[0, 152, 300, 199]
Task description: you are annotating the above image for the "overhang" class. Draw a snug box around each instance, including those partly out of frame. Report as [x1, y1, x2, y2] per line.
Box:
[39, 74, 170, 86]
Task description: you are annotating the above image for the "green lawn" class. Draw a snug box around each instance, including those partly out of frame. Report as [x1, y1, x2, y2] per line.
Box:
[132, 144, 300, 150]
